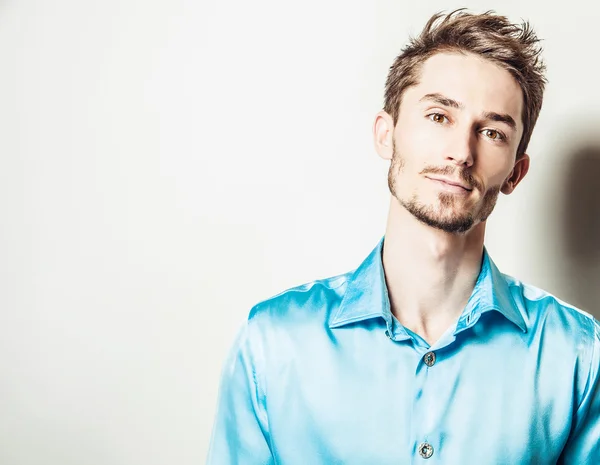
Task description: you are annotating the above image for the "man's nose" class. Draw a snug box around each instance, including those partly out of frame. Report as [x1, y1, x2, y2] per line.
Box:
[445, 130, 475, 168]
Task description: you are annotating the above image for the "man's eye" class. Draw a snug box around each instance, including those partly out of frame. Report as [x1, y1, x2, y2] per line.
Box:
[428, 113, 448, 124]
[482, 129, 504, 141]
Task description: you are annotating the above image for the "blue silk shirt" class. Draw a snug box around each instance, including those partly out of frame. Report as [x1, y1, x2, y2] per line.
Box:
[207, 238, 600, 464]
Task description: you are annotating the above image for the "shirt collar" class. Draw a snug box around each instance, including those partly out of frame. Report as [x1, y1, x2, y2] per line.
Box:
[329, 237, 393, 329]
[328, 236, 527, 333]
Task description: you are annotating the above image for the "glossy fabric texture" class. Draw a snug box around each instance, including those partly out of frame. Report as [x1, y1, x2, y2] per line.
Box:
[207, 238, 600, 464]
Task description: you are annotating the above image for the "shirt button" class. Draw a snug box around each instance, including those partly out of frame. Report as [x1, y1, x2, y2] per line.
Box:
[418, 442, 434, 459]
[423, 351, 436, 367]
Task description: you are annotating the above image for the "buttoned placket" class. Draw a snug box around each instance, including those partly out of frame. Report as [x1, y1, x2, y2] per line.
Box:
[386, 322, 463, 462]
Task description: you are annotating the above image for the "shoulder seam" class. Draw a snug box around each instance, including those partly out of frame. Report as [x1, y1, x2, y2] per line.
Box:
[248, 272, 351, 317]
[506, 279, 597, 325]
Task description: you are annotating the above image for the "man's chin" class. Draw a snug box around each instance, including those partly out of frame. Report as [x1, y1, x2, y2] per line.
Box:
[420, 214, 475, 234]
[400, 199, 476, 234]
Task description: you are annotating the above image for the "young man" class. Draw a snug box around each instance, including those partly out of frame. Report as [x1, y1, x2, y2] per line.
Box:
[207, 10, 600, 464]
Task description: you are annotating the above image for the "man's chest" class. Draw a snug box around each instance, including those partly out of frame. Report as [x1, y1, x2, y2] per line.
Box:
[262, 329, 574, 464]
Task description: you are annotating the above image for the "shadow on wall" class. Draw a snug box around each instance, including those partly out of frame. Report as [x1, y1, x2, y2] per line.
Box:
[559, 143, 600, 320]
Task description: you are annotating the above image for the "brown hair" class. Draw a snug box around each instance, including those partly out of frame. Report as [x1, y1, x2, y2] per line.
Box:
[384, 9, 547, 157]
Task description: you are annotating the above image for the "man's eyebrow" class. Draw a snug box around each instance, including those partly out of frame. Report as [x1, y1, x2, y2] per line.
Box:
[419, 93, 463, 109]
[482, 111, 517, 131]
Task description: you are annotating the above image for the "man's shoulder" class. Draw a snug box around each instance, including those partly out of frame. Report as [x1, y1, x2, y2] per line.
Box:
[503, 273, 600, 343]
[246, 270, 354, 327]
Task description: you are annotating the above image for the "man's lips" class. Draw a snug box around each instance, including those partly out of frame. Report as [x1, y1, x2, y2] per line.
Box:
[426, 176, 473, 191]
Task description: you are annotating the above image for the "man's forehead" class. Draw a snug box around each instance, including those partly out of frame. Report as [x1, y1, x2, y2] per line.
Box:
[407, 52, 523, 121]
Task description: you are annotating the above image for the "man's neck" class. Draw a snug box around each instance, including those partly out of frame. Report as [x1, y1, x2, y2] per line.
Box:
[382, 197, 486, 345]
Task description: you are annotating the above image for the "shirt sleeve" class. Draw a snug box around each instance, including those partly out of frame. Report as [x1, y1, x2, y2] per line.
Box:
[558, 320, 600, 464]
[206, 320, 274, 465]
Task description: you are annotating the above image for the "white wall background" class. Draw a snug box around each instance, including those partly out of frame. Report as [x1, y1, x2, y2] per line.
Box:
[1, 0, 599, 463]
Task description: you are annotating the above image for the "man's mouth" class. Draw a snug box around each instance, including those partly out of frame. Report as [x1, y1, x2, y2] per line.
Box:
[426, 176, 473, 192]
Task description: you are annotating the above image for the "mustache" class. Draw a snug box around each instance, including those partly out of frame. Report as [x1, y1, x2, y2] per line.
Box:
[420, 165, 483, 191]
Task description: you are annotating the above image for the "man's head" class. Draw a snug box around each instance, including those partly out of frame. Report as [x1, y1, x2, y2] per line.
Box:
[374, 10, 547, 234]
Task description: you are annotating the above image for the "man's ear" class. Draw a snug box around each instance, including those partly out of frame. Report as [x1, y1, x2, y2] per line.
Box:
[501, 153, 530, 194]
[373, 111, 395, 161]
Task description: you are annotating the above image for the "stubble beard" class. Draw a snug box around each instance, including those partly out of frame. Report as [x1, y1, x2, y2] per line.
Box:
[387, 148, 501, 234]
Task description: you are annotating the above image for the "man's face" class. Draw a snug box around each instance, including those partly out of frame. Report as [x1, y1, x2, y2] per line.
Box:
[385, 52, 525, 233]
